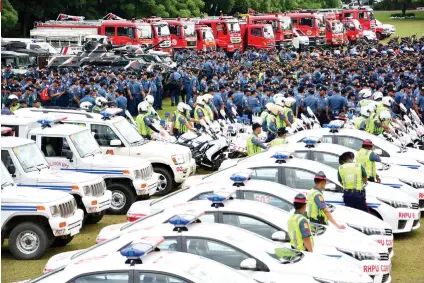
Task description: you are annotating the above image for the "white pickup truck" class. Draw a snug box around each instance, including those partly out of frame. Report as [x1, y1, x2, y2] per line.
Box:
[1, 115, 159, 215]
[1, 136, 111, 224]
[1, 162, 84, 260]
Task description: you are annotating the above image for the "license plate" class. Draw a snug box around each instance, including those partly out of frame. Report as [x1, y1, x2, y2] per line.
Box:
[70, 228, 78, 236]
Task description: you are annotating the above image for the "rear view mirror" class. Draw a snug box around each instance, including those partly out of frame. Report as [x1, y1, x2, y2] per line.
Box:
[271, 231, 288, 242]
[66, 151, 74, 161]
[7, 164, 16, 175]
[240, 258, 257, 270]
[110, 139, 122, 147]
[374, 149, 383, 156]
[325, 183, 336, 191]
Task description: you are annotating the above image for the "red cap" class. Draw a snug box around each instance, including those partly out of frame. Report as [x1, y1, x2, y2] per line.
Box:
[294, 194, 307, 204]
[363, 139, 373, 146]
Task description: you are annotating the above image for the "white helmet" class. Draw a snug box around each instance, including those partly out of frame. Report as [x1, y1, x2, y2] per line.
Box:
[177, 102, 186, 112]
[274, 96, 285, 107]
[360, 106, 371, 117]
[271, 105, 283, 115]
[359, 89, 372, 99]
[373, 91, 383, 101]
[95, 96, 107, 106]
[379, 110, 391, 121]
[80, 101, 92, 110]
[196, 96, 205, 106]
[184, 104, 192, 112]
[138, 101, 149, 112]
[382, 96, 394, 107]
[203, 93, 213, 103]
[284, 97, 296, 108]
[265, 102, 275, 111]
[367, 102, 377, 114]
[146, 95, 154, 105]
[7, 95, 18, 100]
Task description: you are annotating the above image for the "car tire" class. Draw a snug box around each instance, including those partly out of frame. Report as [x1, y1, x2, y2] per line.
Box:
[9, 222, 48, 260]
[153, 167, 174, 197]
[107, 183, 136, 215]
[85, 211, 105, 224]
[51, 235, 74, 247]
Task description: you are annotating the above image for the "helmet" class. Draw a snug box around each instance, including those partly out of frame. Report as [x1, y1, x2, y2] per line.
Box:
[373, 91, 383, 101]
[382, 96, 394, 107]
[359, 89, 372, 99]
[177, 102, 186, 112]
[379, 111, 391, 121]
[95, 96, 107, 106]
[271, 105, 283, 115]
[203, 93, 213, 103]
[274, 97, 285, 107]
[7, 95, 18, 100]
[80, 101, 92, 110]
[146, 95, 154, 105]
[284, 97, 296, 108]
[184, 104, 192, 112]
[265, 102, 275, 111]
[360, 106, 371, 117]
[138, 101, 149, 112]
[196, 96, 205, 106]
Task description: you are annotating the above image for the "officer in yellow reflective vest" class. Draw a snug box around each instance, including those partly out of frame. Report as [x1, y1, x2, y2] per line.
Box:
[356, 139, 382, 183]
[246, 123, 268, 156]
[171, 102, 196, 138]
[287, 194, 314, 252]
[338, 152, 369, 213]
[271, 128, 287, 146]
[136, 101, 160, 139]
[307, 171, 345, 229]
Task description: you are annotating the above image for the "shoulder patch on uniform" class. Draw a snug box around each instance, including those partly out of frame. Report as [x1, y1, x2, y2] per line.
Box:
[303, 222, 309, 229]
[318, 195, 324, 202]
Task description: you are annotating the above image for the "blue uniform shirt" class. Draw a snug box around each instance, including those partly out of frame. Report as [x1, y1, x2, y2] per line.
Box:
[328, 94, 347, 112]
[213, 94, 224, 110]
[247, 96, 261, 110]
[303, 95, 319, 113]
[116, 96, 128, 114]
[416, 95, 424, 111]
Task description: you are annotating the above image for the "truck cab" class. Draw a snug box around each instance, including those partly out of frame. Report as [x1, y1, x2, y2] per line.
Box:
[149, 21, 172, 53]
[153, 18, 197, 50]
[343, 19, 363, 43]
[287, 13, 326, 46]
[240, 23, 275, 51]
[337, 9, 376, 31]
[1, 136, 111, 224]
[1, 162, 84, 260]
[1, 114, 159, 215]
[195, 25, 217, 52]
[197, 17, 242, 52]
[245, 14, 293, 48]
[325, 18, 345, 46]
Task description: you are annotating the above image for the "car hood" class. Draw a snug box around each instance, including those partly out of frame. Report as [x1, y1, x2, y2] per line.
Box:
[381, 156, 423, 169]
[96, 223, 127, 243]
[127, 199, 155, 217]
[91, 154, 150, 169]
[135, 141, 191, 156]
[44, 250, 84, 273]
[220, 158, 240, 170]
[332, 204, 391, 229]
[37, 169, 102, 184]
[378, 163, 424, 182]
[366, 182, 417, 203]
[181, 175, 208, 188]
[395, 148, 424, 161]
[4, 186, 71, 204]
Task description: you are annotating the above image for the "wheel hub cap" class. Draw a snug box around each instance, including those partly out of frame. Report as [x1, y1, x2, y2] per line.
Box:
[111, 191, 126, 210]
[17, 231, 40, 254]
[157, 174, 168, 192]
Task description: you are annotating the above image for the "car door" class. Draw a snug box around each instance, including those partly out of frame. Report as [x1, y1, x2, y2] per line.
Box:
[248, 167, 282, 183]
[91, 124, 129, 156]
[311, 151, 340, 170]
[67, 271, 132, 283]
[136, 272, 191, 283]
[238, 190, 293, 212]
[38, 135, 78, 170]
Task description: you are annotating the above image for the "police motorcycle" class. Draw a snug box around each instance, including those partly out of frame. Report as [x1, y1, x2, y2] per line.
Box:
[398, 103, 424, 149]
[300, 107, 322, 130]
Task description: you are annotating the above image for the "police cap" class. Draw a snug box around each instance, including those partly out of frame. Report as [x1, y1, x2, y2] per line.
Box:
[294, 193, 307, 204]
[362, 139, 373, 146]
[314, 171, 327, 180]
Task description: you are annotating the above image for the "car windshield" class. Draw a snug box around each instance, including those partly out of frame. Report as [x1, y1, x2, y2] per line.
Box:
[137, 25, 153, 39]
[369, 11, 375, 20]
[295, 29, 306, 36]
[316, 18, 325, 28]
[183, 23, 196, 37]
[227, 22, 241, 32]
[13, 143, 49, 173]
[332, 21, 344, 34]
[113, 119, 146, 145]
[203, 29, 215, 41]
[70, 130, 101, 158]
[263, 25, 275, 38]
[280, 19, 292, 30]
[155, 24, 170, 36]
[267, 248, 304, 263]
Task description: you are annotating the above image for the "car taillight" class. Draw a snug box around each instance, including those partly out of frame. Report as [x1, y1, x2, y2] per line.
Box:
[127, 213, 146, 222]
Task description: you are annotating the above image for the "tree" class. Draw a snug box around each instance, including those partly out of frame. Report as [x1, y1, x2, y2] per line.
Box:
[1, 0, 19, 32]
[231, 0, 249, 14]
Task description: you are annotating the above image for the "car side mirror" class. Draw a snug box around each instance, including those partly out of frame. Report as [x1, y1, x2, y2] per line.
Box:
[271, 231, 288, 242]
[325, 183, 336, 191]
[374, 149, 383, 156]
[110, 139, 122, 147]
[240, 258, 257, 270]
[66, 151, 73, 161]
[7, 164, 16, 176]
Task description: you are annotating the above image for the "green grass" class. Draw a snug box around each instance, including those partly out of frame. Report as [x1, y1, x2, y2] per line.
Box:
[374, 10, 424, 38]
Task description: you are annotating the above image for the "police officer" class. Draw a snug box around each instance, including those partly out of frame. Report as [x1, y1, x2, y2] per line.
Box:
[246, 123, 267, 156]
[366, 110, 391, 136]
[338, 152, 369, 213]
[270, 128, 287, 146]
[287, 194, 313, 252]
[136, 101, 160, 139]
[414, 84, 424, 124]
[307, 171, 345, 229]
[356, 140, 382, 183]
[171, 102, 195, 138]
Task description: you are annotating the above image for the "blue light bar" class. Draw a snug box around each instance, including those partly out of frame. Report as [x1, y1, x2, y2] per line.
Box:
[37, 117, 66, 128]
[120, 236, 165, 259]
[230, 172, 250, 183]
[323, 124, 340, 130]
[100, 111, 113, 119]
[303, 137, 318, 145]
[207, 194, 227, 203]
[160, 119, 166, 126]
[169, 211, 205, 227]
[228, 125, 234, 131]
[272, 152, 290, 160]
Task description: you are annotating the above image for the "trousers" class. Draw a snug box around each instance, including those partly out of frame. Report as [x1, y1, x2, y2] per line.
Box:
[343, 194, 369, 213]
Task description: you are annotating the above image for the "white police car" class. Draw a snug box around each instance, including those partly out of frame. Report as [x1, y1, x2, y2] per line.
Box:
[44, 211, 373, 283]
[266, 139, 424, 212]
[285, 126, 424, 172]
[183, 152, 420, 234]
[20, 237, 259, 283]
[127, 175, 394, 256]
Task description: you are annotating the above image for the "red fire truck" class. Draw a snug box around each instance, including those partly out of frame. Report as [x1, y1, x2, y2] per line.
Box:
[342, 19, 363, 43]
[195, 25, 216, 51]
[244, 14, 293, 48]
[324, 14, 346, 46]
[150, 18, 197, 50]
[196, 17, 242, 52]
[239, 23, 276, 51]
[285, 12, 326, 46]
[336, 9, 376, 31]
[141, 18, 172, 52]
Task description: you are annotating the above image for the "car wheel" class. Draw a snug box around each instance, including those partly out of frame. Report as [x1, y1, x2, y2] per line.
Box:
[85, 211, 105, 224]
[51, 235, 74, 247]
[107, 183, 136, 215]
[153, 167, 174, 197]
[9, 222, 48, 260]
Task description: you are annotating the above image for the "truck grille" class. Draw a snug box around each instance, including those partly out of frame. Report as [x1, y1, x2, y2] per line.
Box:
[187, 41, 196, 47]
[382, 273, 390, 283]
[59, 200, 76, 218]
[141, 165, 153, 180]
[379, 253, 389, 261]
[412, 203, 419, 209]
[419, 200, 424, 209]
[91, 182, 105, 197]
[231, 37, 241, 43]
[284, 34, 293, 39]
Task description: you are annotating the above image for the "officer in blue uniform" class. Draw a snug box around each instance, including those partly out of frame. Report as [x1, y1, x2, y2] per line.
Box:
[247, 90, 261, 122]
[327, 87, 347, 120]
[115, 90, 127, 116]
[303, 89, 318, 116]
[415, 85, 424, 123]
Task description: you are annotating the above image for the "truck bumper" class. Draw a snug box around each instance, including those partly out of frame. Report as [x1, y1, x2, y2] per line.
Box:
[133, 173, 160, 196]
[278, 41, 293, 48]
[49, 208, 84, 237]
[310, 37, 326, 46]
[82, 190, 112, 214]
[173, 159, 197, 184]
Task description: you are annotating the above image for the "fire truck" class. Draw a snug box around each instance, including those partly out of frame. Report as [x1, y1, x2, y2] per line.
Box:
[323, 14, 346, 46]
[285, 12, 326, 46]
[336, 9, 376, 31]
[149, 18, 197, 50]
[243, 14, 293, 48]
[196, 17, 242, 52]
[239, 23, 276, 51]
[195, 25, 216, 51]
[342, 19, 363, 43]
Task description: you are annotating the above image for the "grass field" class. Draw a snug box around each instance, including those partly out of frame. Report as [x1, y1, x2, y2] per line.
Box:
[2, 10, 424, 283]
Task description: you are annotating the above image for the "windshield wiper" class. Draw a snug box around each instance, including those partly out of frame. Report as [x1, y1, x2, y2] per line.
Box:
[26, 165, 40, 172]
[2, 182, 14, 188]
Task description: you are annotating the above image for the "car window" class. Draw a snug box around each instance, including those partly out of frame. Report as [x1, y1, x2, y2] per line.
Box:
[41, 137, 71, 157]
[337, 136, 362, 151]
[293, 151, 308, 159]
[185, 238, 249, 269]
[71, 272, 129, 283]
[250, 167, 279, 183]
[139, 273, 188, 283]
[190, 191, 213, 200]
[91, 124, 123, 147]
[157, 238, 179, 252]
[284, 168, 315, 190]
[241, 191, 293, 212]
[105, 27, 115, 36]
[222, 213, 279, 239]
[1, 150, 13, 169]
[321, 135, 333, 144]
[312, 152, 340, 169]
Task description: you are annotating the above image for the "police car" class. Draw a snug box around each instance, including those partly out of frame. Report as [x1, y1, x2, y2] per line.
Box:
[264, 139, 424, 212]
[183, 152, 420, 234]
[127, 175, 394, 255]
[44, 210, 373, 283]
[0, 115, 159, 214]
[1, 137, 111, 224]
[1, 162, 84, 260]
[19, 237, 260, 283]
[285, 126, 424, 172]
[15, 107, 196, 196]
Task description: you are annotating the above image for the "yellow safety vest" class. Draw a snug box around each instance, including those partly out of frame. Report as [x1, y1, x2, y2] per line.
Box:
[356, 148, 376, 179]
[246, 134, 262, 156]
[174, 111, 188, 133]
[338, 163, 363, 191]
[307, 189, 328, 224]
[271, 138, 287, 146]
[287, 213, 314, 251]
[136, 113, 151, 137]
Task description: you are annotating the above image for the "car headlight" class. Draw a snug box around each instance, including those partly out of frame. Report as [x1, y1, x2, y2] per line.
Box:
[83, 185, 92, 196]
[50, 206, 60, 217]
[172, 155, 185, 165]
[134, 170, 142, 180]
[314, 278, 361, 283]
[399, 179, 424, 189]
[337, 248, 380, 261]
[347, 224, 386, 235]
[377, 197, 414, 208]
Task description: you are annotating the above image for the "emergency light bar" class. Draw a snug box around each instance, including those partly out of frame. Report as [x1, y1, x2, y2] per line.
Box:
[37, 116, 67, 128]
[100, 108, 123, 120]
[213, 187, 237, 200]
[303, 137, 320, 148]
[272, 152, 292, 163]
[323, 123, 340, 133]
[230, 171, 252, 186]
[120, 236, 164, 263]
[169, 211, 205, 231]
